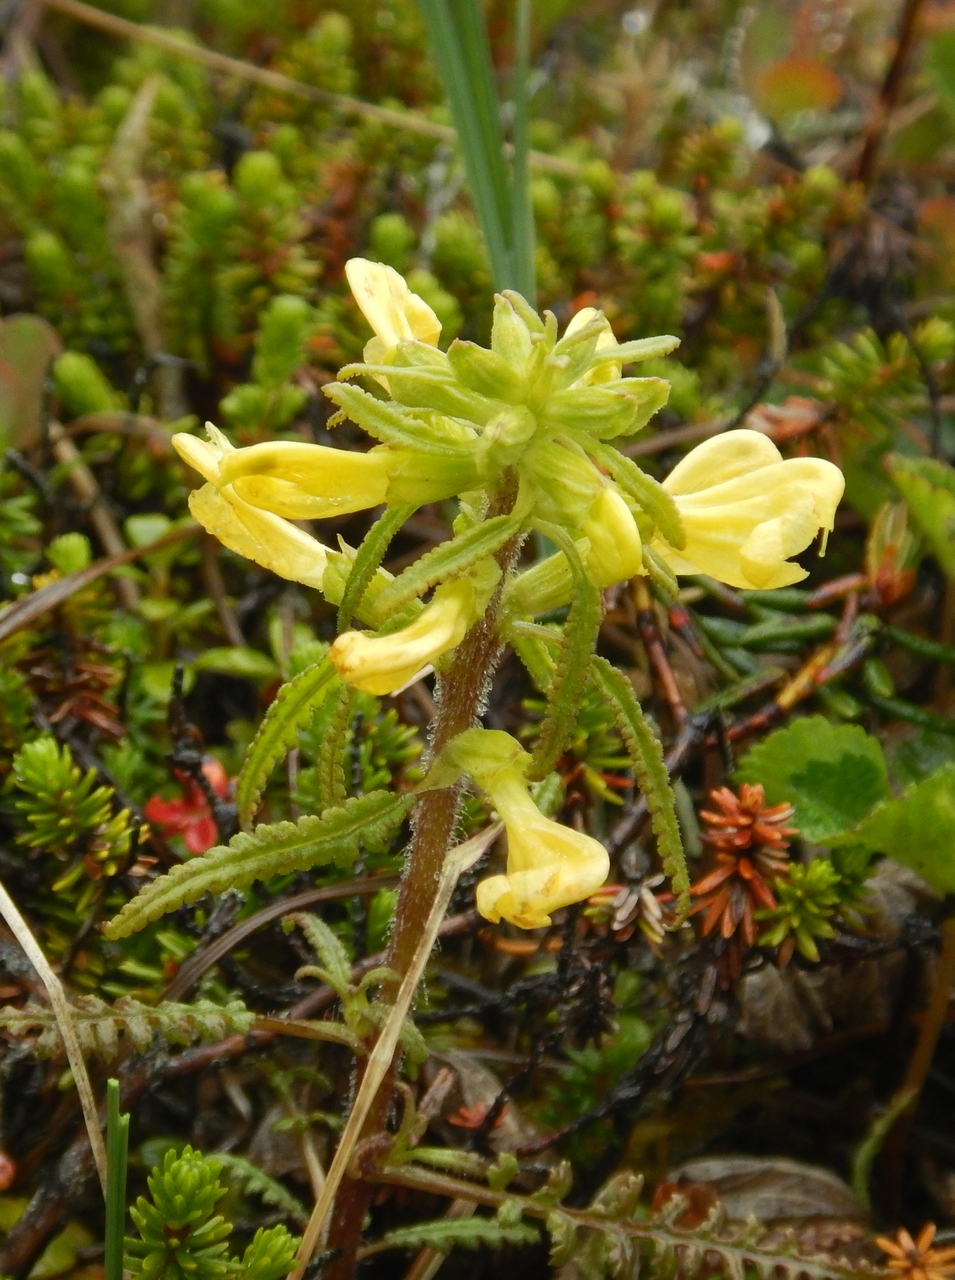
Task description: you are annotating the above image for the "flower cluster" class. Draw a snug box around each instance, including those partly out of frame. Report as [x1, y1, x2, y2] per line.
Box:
[172, 262, 845, 932]
[174, 260, 844, 697]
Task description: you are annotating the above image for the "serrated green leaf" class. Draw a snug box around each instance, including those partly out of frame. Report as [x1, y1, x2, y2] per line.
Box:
[586, 440, 685, 549]
[338, 504, 414, 631]
[212, 1154, 307, 1226]
[313, 684, 356, 812]
[737, 716, 890, 842]
[373, 512, 520, 613]
[529, 528, 603, 780]
[325, 382, 473, 453]
[888, 454, 955, 579]
[235, 657, 340, 828]
[590, 656, 688, 910]
[105, 792, 412, 939]
[831, 762, 955, 894]
[374, 1213, 538, 1256]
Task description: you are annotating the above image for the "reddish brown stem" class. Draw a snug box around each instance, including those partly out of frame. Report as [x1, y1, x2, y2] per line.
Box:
[854, 0, 928, 185]
[323, 503, 522, 1280]
[635, 580, 687, 730]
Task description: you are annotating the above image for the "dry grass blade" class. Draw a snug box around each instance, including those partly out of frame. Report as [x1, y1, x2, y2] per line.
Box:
[34, 0, 580, 177]
[0, 878, 108, 1193]
[290, 824, 501, 1280]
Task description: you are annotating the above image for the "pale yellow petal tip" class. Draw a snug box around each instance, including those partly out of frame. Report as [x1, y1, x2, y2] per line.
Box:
[345, 256, 441, 349]
[583, 486, 643, 588]
[329, 583, 473, 695]
[476, 875, 553, 930]
[172, 432, 223, 484]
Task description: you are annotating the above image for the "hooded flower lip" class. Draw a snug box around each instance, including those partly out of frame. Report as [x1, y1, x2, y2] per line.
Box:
[475, 770, 610, 930]
[172, 426, 330, 590]
[345, 258, 442, 362]
[328, 579, 475, 695]
[217, 439, 392, 520]
[652, 429, 845, 590]
[582, 485, 644, 588]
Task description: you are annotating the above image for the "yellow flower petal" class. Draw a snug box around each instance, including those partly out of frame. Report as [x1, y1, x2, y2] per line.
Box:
[652, 429, 844, 590]
[329, 579, 474, 695]
[661, 429, 782, 495]
[219, 440, 392, 519]
[345, 257, 441, 349]
[582, 485, 643, 587]
[188, 484, 328, 589]
[475, 776, 609, 929]
[172, 423, 235, 484]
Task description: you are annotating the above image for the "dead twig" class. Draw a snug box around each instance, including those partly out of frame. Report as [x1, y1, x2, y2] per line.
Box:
[0, 524, 196, 644]
[34, 0, 580, 177]
[47, 421, 139, 610]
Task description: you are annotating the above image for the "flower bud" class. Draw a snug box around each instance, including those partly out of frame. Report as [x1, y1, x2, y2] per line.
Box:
[652, 430, 845, 589]
[582, 486, 644, 588]
[447, 339, 526, 403]
[329, 579, 477, 695]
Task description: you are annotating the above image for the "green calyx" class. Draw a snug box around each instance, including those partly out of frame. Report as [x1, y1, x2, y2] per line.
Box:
[325, 290, 682, 597]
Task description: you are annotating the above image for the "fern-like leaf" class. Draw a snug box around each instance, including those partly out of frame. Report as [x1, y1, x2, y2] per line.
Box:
[528, 528, 603, 780]
[372, 1214, 539, 1256]
[372, 513, 520, 613]
[590, 655, 689, 912]
[235, 656, 341, 828]
[105, 792, 412, 938]
[338, 504, 414, 631]
[212, 1154, 307, 1226]
[0, 995, 252, 1061]
[313, 684, 356, 812]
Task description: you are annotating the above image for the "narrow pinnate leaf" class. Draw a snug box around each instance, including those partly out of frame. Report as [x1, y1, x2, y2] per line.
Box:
[338, 503, 414, 631]
[236, 657, 341, 828]
[591, 656, 688, 910]
[373, 1214, 539, 1256]
[105, 792, 412, 938]
[373, 513, 519, 612]
[529, 530, 603, 780]
[313, 684, 356, 812]
[0, 995, 253, 1061]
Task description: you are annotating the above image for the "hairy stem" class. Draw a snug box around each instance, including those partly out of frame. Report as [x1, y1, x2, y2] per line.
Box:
[323, 495, 523, 1280]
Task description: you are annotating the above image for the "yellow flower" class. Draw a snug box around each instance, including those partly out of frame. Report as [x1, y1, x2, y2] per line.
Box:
[329, 579, 476, 695]
[652, 430, 844, 589]
[173, 426, 329, 589]
[345, 257, 441, 366]
[475, 768, 610, 930]
[582, 485, 643, 587]
[216, 439, 392, 519]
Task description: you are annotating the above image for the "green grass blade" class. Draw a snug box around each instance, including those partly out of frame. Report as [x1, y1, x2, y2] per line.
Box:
[511, 0, 535, 300]
[105, 1079, 129, 1280]
[416, 0, 521, 293]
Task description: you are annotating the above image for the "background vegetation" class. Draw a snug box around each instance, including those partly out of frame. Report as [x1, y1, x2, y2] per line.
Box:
[1, 0, 955, 1276]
